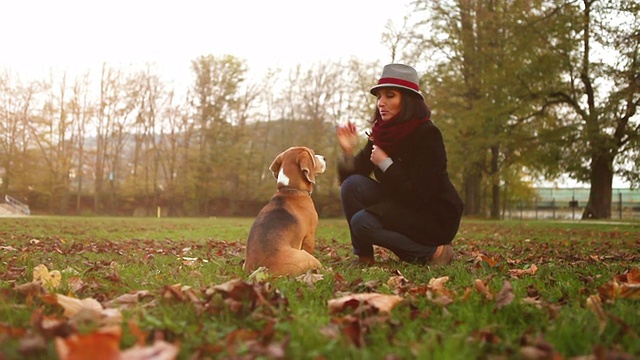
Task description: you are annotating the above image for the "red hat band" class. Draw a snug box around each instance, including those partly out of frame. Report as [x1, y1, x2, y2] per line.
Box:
[377, 77, 420, 92]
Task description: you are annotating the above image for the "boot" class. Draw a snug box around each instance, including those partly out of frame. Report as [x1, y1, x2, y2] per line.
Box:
[429, 244, 454, 266]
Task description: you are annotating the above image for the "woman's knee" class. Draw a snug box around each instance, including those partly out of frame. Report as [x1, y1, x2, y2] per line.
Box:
[340, 174, 367, 198]
[350, 210, 381, 238]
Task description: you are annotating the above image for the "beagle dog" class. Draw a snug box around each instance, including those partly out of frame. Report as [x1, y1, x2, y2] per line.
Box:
[243, 146, 326, 276]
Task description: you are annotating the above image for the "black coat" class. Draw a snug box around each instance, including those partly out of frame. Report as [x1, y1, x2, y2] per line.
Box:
[339, 121, 464, 246]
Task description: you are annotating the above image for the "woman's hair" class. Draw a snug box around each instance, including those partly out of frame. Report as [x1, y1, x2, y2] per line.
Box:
[370, 89, 431, 124]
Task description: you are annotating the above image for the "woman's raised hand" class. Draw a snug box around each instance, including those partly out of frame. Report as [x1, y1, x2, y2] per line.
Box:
[336, 122, 358, 155]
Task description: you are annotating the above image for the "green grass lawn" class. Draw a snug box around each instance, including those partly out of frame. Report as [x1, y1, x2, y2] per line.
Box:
[1, 216, 639, 359]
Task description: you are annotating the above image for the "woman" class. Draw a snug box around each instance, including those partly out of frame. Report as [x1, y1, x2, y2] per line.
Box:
[336, 63, 463, 266]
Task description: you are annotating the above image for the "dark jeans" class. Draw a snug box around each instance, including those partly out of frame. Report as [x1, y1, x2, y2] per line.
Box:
[340, 174, 436, 263]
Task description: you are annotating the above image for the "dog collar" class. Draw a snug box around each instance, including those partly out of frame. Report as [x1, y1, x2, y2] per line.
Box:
[278, 187, 311, 195]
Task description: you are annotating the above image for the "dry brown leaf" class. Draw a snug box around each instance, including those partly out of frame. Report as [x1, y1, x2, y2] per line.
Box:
[295, 271, 324, 286]
[55, 326, 122, 360]
[508, 264, 539, 278]
[128, 320, 148, 347]
[474, 279, 493, 300]
[387, 275, 409, 290]
[619, 283, 640, 300]
[428, 276, 450, 292]
[519, 345, 551, 360]
[597, 279, 619, 302]
[616, 267, 640, 300]
[624, 267, 640, 284]
[13, 281, 45, 297]
[120, 340, 180, 360]
[66, 276, 86, 294]
[56, 294, 104, 317]
[468, 328, 501, 344]
[495, 280, 515, 309]
[460, 287, 473, 302]
[0, 323, 27, 338]
[104, 291, 152, 308]
[56, 294, 123, 327]
[328, 293, 403, 314]
[55, 325, 179, 360]
[473, 254, 499, 268]
[426, 276, 454, 305]
[586, 294, 607, 334]
[212, 279, 275, 313]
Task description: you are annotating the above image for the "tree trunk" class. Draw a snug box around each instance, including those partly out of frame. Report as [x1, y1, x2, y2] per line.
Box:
[582, 153, 613, 219]
[490, 146, 500, 219]
[463, 166, 483, 216]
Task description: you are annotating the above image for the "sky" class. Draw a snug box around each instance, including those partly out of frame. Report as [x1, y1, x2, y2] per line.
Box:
[2, 0, 413, 84]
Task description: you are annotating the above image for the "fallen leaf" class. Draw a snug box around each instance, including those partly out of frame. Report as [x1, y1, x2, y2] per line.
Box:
[619, 283, 640, 300]
[586, 294, 607, 334]
[328, 293, 403, 314]
[13, 282, 45, 297]
[56, 294, 123, 327]
[0, 323, 27, 338]
[495, 280, 515, 309]
[474, 279, 493, 300]
[56, 294, 103, 317]
[295, 271, 324, 286]
[509, 264, 538, 278]
[623, 267, 640, 284]
[55, 326, 122, 360]
[121, 340, 180, 360]
[460, 287, 473, 302]
[468, 328, 501, 344]
[104, 291, 152, 308]
[66, 276, 86, 294]
[33, 264, 62, 290]
[426, 276, 454, 305]
[386, 275, 409, 291]
[428, 276, 450, 292]
[337, 315, 365, 347]
[473, 254, 499, 268]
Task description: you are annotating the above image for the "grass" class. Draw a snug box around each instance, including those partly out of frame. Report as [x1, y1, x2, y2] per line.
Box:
[0, 216, 639, 359]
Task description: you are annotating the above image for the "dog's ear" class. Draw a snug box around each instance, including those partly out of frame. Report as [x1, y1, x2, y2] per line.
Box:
[269, 153, 283, 180]
[299, 148, 316, 184]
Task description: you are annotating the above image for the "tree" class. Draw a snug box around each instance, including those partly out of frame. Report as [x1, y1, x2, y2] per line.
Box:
[68, 72, 94, 213]
[94, 64, 137, 214]
[545, 0, 640, 219]
[156, 89, 191, 216]
[411, 0, 577, 218]
[0, 70, 39, 202]
[28, 71, 77, 214]
[189, 54, 249, 215]
[124, 65, 166, 214]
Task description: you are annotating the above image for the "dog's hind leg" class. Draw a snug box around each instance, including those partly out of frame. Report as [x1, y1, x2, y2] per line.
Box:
[267, 248, 322, 277]
[300, 234, 316, 254]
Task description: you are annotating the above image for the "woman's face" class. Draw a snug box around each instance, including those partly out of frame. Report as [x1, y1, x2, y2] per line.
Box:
[375, 88, 402, 121]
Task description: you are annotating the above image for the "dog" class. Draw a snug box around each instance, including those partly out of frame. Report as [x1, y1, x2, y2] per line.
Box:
[243, 146, 326, 276]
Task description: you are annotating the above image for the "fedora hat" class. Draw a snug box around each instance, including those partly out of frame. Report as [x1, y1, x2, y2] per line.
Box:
[370, 63, 423, 99]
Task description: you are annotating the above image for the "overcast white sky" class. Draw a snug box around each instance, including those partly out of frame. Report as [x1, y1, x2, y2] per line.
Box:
[2, 0, 413, 83]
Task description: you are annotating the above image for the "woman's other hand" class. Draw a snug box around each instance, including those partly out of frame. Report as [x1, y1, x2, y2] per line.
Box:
[370, 145, 389, 166]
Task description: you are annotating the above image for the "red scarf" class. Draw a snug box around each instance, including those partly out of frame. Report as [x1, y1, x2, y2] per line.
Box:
[371, 116, 430, 156]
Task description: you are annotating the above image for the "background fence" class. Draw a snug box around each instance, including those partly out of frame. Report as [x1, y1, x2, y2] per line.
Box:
[504, 188, 640, 221]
